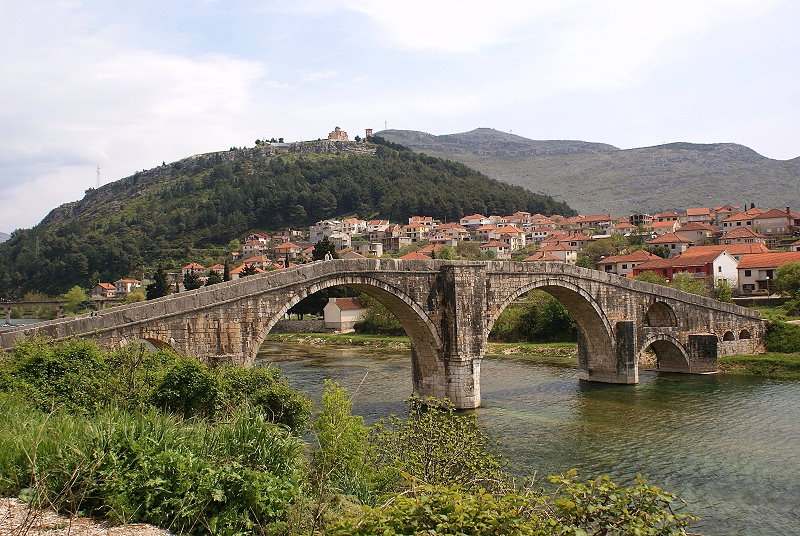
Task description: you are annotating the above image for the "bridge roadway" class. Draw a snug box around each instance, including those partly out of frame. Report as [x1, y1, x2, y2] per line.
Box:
[0, 259, 765, 409]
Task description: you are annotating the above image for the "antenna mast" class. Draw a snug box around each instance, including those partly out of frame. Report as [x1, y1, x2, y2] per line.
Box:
[96, 165, 100, 188]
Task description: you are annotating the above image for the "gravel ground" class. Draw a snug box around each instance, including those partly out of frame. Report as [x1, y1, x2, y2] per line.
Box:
[0, 499, 172, 536]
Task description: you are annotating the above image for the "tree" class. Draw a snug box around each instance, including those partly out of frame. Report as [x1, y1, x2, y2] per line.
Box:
[205, 271, 222, 286]
[775, 261, 800, 299]
[146, 267, 171, 299]
[182, 271, 203, 291]
[634, 270, 668, 285]
[669, 272, 711, 297]
[648, 244, 671, 258]
[313, 236, 338, 261]
[239, 264, 259, 277]
[124, 289, 146, 303]
[713, 279, 733, 302]
[62, 285, 87, 315]
[223, 262, 231, 282]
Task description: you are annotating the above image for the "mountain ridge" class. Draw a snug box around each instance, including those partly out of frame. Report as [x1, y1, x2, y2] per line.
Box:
[375, 128, 800, 216]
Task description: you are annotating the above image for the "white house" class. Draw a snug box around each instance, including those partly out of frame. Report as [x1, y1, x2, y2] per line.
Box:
[323, 297, 367, 331]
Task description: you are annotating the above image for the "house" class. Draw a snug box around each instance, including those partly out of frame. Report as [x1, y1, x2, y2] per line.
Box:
[680, 207, 714, 225]
[675, 222, 718, 244]
[402, 223, 430, 243]
[348, 240, 381, 257]
[647, 233, 693, 257]
[229, 264, 265, 279]
[791, 240, 800, 252]
[597, 249, 660, 277]
[492, 225, 526, 250]
[607, 221, 637, 236]
[737, 251, 800, 294]
[650, 220, 679, 236]
[653, 211, 679, 223]
[409, 216, 438, 229]
[239, 255, 273, 270]
[341, 217, 367, 235]
[474, 224, 497, 243]
[92, 282, 117, 298]
[245, 232, 271, 244]
[114, 279, 142, 295]
[719, 226, 767, 245]
[208, 264, 225, 276]
[479, 240, 512, 260]
[682, 243, 771, 262]
[523, 250, 563, 263]
[575, 214, 613, 232]
[274, 241, 303, 259]
[555, 232, 593, 252]
[323, 297, 366, 331]
[632, 249, 739, 287]
[310, 220, 343, 242]
[241, 240, 269, 257]
[538, 243, 578, 264]
[399, 251, 432, 260]
[339, 250, 366, 259]
[182, 263, 206, 276]
[459, 214, 490, 230]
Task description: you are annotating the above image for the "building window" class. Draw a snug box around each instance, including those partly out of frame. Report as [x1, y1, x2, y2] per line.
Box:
[622, 264, 628, 269]
[745, 270, 752, 277]
[718, 266, 722, 272]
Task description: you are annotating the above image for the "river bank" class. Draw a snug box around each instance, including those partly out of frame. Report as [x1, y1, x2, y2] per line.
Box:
[264, 332, 800, 379]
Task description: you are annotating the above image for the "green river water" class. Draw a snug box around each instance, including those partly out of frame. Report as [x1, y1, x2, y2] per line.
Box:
[258, 343, 800, 536]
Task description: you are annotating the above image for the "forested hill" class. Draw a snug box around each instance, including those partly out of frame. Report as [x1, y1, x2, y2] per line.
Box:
[0, 139, 575, 298]
[376, 128, 800, 216]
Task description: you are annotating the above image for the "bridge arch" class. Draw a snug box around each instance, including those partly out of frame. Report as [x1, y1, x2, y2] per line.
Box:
[639, 333, 690, 373]
[644, 301, 678, 327]
[249, 273, 445, 393]
[488, 277, 616, 379]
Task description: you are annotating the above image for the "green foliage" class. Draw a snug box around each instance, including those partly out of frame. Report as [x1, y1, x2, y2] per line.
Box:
[492, 291, 577, 343]
[0, 397, 306, 535]
[327, 484, 544, 536]
[206, 270, 223, 285]
[713, 279, 733, 302]
[668, 272, 711, 297]
[182, 271, 203, 290]
[62, 285, 88, 315]
[310, 381, 378, 504]
[353, 294, 405, 336]
[313, 236, 338, 261]
[775, 261, 800, 299]
[238, 263, 260, 277]
[765, 321, 800, 353]
[577, 237, 625, 269]
[648, 244, 671, 258]
[150, 359, 219, 419]
[124, 288, 146, 303]
[719, 353, 800, 378]
[0, 339, 312, 429]
[146, 267, 171, 299]
[634, 270, 669, 285]
[372, 396, 505, 491]
[547, 469, 697, 535]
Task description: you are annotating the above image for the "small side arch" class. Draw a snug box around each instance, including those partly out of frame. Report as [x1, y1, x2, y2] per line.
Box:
[722, 331, 736, 341]
[639, 334, 690, 373]
[644, 301, 678, 327]
[739, 329, 751, 340]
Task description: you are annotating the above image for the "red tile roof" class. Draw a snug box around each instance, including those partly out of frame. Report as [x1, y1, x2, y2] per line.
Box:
[329, 297, 365, 310]
[737, 251, 800, 269]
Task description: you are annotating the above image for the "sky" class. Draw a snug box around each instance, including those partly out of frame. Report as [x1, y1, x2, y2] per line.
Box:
[1, 0, 798, 233]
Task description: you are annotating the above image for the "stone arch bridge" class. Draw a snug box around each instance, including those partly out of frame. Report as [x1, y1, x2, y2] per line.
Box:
[0, 259, 764, 409]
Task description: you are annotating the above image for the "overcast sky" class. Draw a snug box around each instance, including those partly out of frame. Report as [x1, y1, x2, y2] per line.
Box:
[1, 0, 798, 233]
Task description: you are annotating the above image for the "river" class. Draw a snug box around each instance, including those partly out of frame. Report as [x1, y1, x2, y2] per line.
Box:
[258, 342, 800, 536]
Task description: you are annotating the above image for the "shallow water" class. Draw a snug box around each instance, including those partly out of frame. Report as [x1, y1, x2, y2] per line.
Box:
[259, 343, 800, 536]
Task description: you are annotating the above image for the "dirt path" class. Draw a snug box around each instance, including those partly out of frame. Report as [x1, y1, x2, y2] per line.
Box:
[0, 498, 171, 536]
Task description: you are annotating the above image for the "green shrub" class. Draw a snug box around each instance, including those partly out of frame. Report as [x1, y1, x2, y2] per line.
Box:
[372, 396, 505, 492]
[149, 359, 219, 419]
[765, 321, 800, 353]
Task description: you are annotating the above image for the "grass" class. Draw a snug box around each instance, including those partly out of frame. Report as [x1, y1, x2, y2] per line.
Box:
[718, 353, 800, 380]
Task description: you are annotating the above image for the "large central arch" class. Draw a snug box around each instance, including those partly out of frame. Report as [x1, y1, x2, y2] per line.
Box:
[249, 274, 447, 401]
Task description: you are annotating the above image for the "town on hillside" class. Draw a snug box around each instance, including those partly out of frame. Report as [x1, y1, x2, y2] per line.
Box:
[91, 203, 800, 302]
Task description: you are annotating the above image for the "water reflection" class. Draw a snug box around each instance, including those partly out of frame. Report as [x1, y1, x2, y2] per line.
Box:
[259, 343, 800, 536]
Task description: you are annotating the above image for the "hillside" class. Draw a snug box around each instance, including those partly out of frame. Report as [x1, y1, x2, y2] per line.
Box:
[0, 139, 575, 297]
[375, 128, 800, 216]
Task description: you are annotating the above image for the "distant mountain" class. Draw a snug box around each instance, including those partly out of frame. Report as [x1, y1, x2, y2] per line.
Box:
[375, 128, 800, 216]
[0, 232, 9, 243]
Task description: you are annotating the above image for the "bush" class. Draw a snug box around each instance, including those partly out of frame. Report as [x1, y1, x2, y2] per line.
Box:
[372, 396, 505, 491]
[765, 321, 800, 353]
[150, 359, 219, 419]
